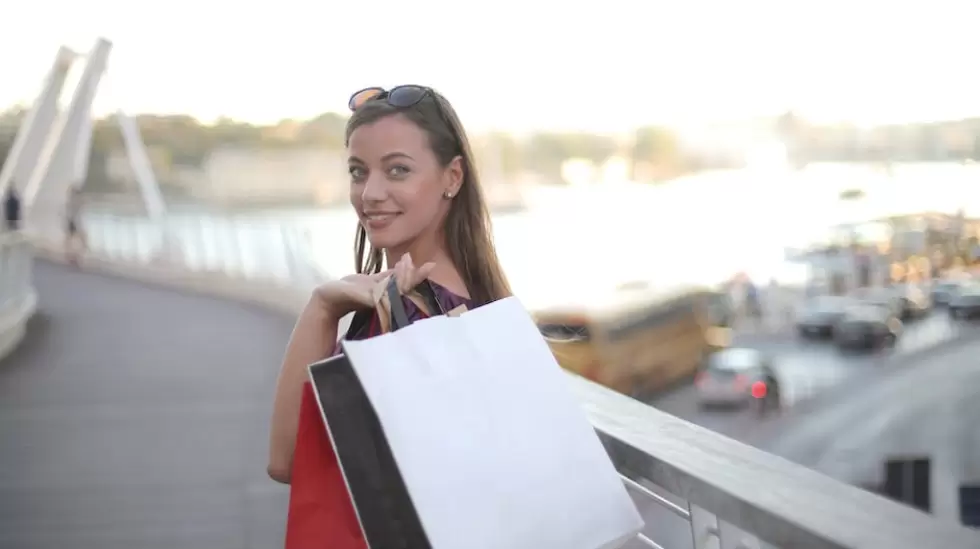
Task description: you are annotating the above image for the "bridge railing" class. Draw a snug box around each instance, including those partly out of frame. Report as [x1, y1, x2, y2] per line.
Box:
[0, 231, 37, 360]
[77, 210, 329, 291]
[574, 374, 980, 549]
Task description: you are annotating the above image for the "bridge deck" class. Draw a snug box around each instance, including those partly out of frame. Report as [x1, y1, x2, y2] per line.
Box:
[0, 261, 295, 549]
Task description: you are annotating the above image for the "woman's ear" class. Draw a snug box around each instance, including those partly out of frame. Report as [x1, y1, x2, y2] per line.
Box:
[444, 155, 464, 196]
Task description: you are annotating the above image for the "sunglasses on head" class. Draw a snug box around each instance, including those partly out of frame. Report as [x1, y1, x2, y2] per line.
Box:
[348, 85, 464, 153]
[348, 85, 434, 111]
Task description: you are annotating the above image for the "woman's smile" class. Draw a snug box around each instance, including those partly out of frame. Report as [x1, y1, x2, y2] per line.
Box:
[363, 211, 401, 230]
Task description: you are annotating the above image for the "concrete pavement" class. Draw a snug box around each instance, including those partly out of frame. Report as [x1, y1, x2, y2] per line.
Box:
[0, 261, 295, 549]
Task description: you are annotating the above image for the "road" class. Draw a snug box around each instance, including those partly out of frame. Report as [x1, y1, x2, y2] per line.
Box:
[652, 311, 980, 441]
[761, 338, 980, 525]
[632, 316, 980, 547]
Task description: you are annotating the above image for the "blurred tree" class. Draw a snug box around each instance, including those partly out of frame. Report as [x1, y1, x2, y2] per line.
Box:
[481, 132, 523, 177]
[632, 126, 681, 181]
[0, 106, 26, 129]
[0, 136, 11, 170]
[60, 107, 980, 194]
[521, 132, 616, 182]
[839, 188, 866, 201]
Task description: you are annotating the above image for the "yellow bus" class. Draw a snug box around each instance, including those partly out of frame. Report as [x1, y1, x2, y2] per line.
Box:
[538, 285, 733, 396]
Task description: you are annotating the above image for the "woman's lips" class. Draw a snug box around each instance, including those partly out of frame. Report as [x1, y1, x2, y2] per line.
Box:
[364, 213, 399, 230]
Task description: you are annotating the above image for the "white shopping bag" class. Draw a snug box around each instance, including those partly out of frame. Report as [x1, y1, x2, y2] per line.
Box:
[340, 296, 644, 549]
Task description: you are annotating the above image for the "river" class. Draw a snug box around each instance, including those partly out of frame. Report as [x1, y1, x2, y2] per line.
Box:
[80, 162, 980, 310]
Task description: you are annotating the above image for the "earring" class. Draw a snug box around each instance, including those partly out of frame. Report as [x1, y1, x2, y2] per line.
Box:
[443, 191, 454, 199]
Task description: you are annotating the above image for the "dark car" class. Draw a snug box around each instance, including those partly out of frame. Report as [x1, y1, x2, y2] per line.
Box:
[948, 284, 980, 319]
[694, 348, 780, 412]
[932, 280, 965, 307]
[834, 304, 902, 351]
[851, 287, 908, 319]
[795, 295, 851, 338]
[892, 284, 932, 319]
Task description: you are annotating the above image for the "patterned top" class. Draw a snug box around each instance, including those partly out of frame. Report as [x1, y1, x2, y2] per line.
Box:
[331, 281, 472, 356]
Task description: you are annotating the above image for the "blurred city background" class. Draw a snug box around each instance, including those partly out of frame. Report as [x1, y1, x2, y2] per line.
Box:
[1, 1, 979, 548]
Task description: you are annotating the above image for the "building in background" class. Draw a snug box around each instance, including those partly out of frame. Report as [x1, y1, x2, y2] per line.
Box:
[105, 147, 348, 207]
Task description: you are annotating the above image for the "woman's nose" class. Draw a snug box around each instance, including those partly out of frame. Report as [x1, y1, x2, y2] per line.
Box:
[361, 175, 387, 202]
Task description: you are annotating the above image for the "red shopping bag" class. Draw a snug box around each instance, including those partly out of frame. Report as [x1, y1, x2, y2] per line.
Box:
[284, 381, 367, 549]
[284, 279, 453, 549]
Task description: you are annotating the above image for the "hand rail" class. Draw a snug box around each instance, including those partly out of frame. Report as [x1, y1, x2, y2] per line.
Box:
[79, 210, 330, 291]
[569, 373, 980, 549]
[0, 231, 37, 360]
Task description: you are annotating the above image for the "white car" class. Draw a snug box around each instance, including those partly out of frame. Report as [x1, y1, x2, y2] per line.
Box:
[695, 348, 779, 409]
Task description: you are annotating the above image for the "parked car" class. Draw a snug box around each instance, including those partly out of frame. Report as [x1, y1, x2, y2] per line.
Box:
[894, 285, 932, 319]
[931, 280, 965, 307]
[795, 295, 851, 339]
[694, 347, 779, 412]
[834, 304, 902, 351]
[851, 287, 906, 319]
[948, 284, 980, 319]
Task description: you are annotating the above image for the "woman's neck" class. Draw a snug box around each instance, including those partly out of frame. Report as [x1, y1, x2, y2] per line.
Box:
[384, 238, 469, 298]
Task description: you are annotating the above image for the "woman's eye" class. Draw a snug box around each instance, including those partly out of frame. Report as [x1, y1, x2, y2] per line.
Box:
[387, 165, 410, 178]
[349, 166, 366, 181]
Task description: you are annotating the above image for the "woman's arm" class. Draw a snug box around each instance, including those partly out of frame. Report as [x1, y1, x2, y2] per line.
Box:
[267, 295, 338, 484]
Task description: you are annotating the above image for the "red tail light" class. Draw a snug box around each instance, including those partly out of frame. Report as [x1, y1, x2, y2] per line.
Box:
[751, 381, 768, 399]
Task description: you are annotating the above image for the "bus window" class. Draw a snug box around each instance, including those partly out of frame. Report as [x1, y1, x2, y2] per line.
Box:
[605, 298, 694, 342]
[539, 323, 591, 341]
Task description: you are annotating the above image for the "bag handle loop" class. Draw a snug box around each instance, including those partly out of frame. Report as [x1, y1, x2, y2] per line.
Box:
[386, 277, 446, 332]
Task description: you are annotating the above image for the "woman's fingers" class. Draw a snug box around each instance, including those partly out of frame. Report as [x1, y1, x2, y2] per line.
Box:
[393, 254, 435, 294]
[368, 268, 394, 281]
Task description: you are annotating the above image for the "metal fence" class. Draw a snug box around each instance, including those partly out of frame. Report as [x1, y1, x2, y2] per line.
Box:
[571, 374, 980, 549]
[79, 211, 329, 291]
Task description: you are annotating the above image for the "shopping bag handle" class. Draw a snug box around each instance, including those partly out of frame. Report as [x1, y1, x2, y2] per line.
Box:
[386, 276, 446, 331]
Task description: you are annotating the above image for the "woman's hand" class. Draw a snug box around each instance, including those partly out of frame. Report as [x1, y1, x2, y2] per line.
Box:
[313, 254, 435, 319]
[313, 270, 392, 319]
[393, 253, 436, 294]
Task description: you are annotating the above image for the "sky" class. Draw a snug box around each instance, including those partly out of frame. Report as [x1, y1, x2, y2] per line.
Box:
[2, 0, 978, 133]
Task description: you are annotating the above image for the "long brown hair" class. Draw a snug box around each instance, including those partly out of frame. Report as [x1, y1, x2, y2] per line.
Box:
[345, 89, 511, 306]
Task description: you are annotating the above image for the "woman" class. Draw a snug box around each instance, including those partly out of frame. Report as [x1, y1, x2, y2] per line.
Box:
[267, 85, 512, 484]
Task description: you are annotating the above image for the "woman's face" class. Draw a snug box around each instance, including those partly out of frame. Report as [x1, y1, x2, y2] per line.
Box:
[348, 114, 456, 252]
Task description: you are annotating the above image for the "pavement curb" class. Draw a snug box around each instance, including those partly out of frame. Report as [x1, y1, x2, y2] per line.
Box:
[0, 233, 38, 363]
[0, 291, 37, 362]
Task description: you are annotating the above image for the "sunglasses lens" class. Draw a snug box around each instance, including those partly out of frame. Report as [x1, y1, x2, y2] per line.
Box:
[349, 88, 384, 111]
[387, 86, 428, 108]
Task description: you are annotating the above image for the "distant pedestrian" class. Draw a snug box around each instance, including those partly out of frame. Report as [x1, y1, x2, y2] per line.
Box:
[3, 186, 20, 231]
[65, 187, 87, 266]
[745, 280, 763, 328]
